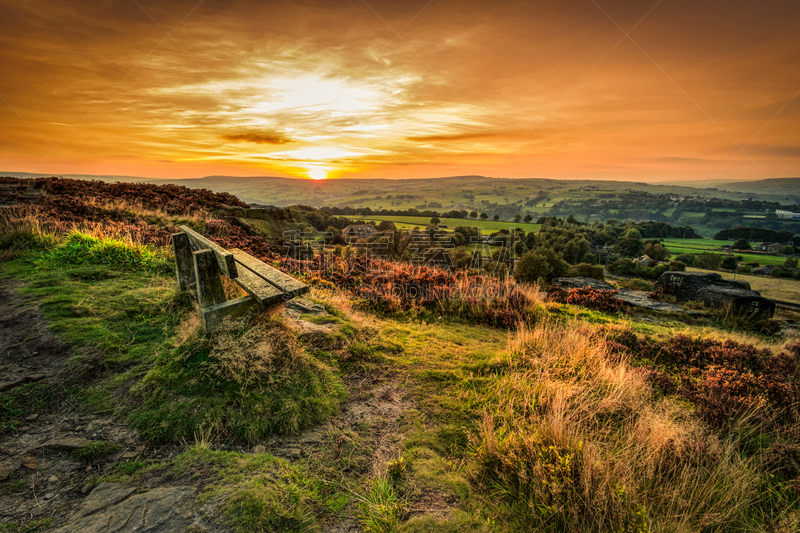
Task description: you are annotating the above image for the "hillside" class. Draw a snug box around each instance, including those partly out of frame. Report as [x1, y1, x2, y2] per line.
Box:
[2, 178, 800, 532]
[7, 172, 800, 239]
[715, 177, 800, 197]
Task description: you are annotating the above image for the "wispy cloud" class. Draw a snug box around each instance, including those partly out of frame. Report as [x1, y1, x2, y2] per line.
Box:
[0, 0, 798, 180]
[223, 132, 294, 145]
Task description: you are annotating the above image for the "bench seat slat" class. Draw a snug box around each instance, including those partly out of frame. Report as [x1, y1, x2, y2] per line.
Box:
[229, 248, 309, 297]
[233, 267, 285, 306]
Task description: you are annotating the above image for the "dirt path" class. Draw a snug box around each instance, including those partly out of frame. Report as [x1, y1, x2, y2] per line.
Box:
[0, 279, 144, 529]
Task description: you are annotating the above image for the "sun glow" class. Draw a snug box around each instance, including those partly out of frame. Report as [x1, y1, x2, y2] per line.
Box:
[308, 168, 328, 180]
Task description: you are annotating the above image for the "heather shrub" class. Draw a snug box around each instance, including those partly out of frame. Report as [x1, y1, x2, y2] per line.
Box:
[548, 286, 623, 313]
[469, 321, 764, 531]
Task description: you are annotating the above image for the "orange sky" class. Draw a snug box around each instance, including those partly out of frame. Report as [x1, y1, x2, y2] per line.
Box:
[1, 0, 798, 183]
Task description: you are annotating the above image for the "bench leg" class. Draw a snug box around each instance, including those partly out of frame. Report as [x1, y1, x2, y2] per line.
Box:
[172, 232, 196, 291]
[201, 297, 257, 333]
[193, 249, 226, 308]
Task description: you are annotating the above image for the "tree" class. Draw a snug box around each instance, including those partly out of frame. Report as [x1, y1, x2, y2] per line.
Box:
[513, 248, 568, 284]
[781, 245, 794, 255]
[731, 238, 751, 250]
[480, 213, 488, 220]
[614, 237, 644, 258]
[523, 214, 533, 223]
[376, 220, 396, 232]
[514, 214, 522, 223]
[721, 256, 738, 271]
[643, 243, 671, 262]
[785, 257, 798, 268]
[493, 214, 500, 221]
[430, 217, 441, 225]
[469, 211, 478, 218]
[693, 252, 722, 270]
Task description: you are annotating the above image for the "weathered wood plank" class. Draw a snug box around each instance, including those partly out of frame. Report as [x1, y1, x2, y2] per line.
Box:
[229, 248, 309, 297]
[193, 250, 227, 308]
[233, 266, 285, 306]
[179, 225, 238, 279]
[201, 297, 257, 333]
[172, 232, 196, 291]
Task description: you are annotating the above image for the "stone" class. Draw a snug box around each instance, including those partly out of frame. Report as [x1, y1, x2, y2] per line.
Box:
[551, 277, 616, 291]
[81, 483, 92, 494]
[291, 320, 335, 340]
[25, 413, 39, 421]
[653, 271, 775, 318]
[54, 484, 196, 533]
[43, 492, 55, 500]
[22, 456, 37, 470]
[119, 451, 139, 461]
[71, 482, 137, 519]
[48, 475, 59, 483]
[286, 298, 325, 314]
[0, 464, 14, 480]
[252, 445, 265, 454]
[43, 437, 94, 452]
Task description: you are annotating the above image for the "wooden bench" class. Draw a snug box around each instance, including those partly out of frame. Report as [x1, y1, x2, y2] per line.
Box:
[172, 225, 309, 332]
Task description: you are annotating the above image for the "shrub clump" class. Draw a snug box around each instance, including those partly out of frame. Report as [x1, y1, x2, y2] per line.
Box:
[548, 287, 623, 313]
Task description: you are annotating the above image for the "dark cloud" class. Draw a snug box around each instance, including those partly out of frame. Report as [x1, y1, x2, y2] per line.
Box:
[222, 132, 294, 145]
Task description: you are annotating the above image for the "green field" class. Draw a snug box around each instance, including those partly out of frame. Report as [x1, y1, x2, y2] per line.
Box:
[662, 238, 787, 266]
[357, 215, 541, 233]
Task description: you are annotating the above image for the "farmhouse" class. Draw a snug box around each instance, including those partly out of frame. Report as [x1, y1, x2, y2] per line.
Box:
[753, 242, 784, 254]
[342, 224, 376, 240]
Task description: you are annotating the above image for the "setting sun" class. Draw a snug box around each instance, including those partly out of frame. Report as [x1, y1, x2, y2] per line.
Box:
[307, 168, 328, 181]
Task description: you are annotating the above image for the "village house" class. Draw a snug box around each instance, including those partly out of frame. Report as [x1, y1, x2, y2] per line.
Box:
[342, 224, 376, 240]
[752, 242, 785, 254]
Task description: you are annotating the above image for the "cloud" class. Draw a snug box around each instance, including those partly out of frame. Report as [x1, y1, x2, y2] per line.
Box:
[407, 132, 500, 143]
[222, 132, 294, 145]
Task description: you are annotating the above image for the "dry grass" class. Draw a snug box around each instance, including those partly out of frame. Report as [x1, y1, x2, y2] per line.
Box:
[469, 319, 782, 531]
[194, 315, 305, 388]
[83, 196, 209, 226]
[0, 204, 170, 247]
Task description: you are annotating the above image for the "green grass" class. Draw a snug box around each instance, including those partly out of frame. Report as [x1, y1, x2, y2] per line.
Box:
[0, 232, 348, 445]
[0, 382, 60, 434]
[662, 238, 788, 266]
[174, 446, 346, 533]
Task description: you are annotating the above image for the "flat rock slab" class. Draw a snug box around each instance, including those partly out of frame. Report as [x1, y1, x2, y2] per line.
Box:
[551, 277, 616, 291]
[72, 483, 137, 519]
[286, 298, 325, 315]
[616, 289, 703, 316]
[43, 437, 94, 451]
[54, 484, 196, 533]
[0, 374, 46, 393]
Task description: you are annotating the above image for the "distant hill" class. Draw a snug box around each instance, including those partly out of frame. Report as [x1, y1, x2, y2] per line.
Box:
[713, 177, 800, 199]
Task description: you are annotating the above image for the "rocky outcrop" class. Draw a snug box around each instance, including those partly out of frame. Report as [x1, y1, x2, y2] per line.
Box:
[551, 277, 615, 291]
[551, 277, 703, 315]
[653, 271, 775, 318]
[616, 289, 704, 316]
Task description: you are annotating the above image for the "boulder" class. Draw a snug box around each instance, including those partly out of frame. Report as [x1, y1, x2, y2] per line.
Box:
[653, 271, 774, 318]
